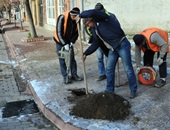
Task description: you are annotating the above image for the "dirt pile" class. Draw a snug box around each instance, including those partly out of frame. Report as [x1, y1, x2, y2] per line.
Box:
[70, 92, 131, 121]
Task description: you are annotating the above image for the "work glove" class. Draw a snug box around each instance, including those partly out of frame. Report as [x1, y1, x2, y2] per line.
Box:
[64, 44, 70, 51]
[70, 42, 73, 47]
[136, 66, 141, 74]
[157, 57, 163, 66]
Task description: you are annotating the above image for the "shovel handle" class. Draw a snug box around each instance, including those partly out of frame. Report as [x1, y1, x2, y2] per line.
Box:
[77, 22, 88, 95]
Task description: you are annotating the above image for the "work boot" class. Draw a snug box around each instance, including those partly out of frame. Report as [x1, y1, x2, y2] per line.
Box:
[64, 76, 72, 84]
[130, 90, 137, 99]
[104, 90, 114, 93]
[72, 74, 82, 81]
[97, 75, 106, 81]
[154, 79, 166, 88]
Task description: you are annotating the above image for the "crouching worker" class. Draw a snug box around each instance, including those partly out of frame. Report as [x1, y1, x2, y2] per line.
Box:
[53, 7, 82, 84]
[133, 27, 169, 88]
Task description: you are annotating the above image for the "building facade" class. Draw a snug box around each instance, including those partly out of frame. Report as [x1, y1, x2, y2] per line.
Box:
[10, 0, 170, 34]
[28, 0, 81, 31]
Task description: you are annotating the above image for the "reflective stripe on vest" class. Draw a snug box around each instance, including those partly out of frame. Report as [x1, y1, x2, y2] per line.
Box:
[53, 11, 69, 43]
[140, 27, 168, 52]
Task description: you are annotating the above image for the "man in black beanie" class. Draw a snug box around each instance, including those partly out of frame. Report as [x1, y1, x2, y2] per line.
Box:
[133, 27, 169, 87]
[53, 7, 82, 84]
[76, 5, 138, 99]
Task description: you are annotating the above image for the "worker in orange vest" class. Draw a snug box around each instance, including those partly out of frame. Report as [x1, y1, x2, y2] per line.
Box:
[53, 7, 82, 84]
[133, 27, 169, 88]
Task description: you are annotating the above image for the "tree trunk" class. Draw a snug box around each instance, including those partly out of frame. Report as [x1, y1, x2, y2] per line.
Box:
[23, 0, 37, 38]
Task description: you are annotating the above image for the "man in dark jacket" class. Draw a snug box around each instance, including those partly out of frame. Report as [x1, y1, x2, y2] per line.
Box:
[53, 7, 82, 84]
[85, 3, 110, 81]
[76, 9, 138, 98]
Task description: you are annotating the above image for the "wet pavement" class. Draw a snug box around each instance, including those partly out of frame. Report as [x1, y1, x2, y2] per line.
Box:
[1, 20, 170, 130]
[0, 22, 59, 130]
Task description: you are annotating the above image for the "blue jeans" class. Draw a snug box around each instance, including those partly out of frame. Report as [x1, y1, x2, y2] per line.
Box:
[96, 47, 107, 76]
[105, 38, 137, 92]
[56, 43, 77, 81]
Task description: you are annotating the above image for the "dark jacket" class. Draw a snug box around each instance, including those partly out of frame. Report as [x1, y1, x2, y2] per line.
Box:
[79, 9, 125, 55]
[53, 12, 78, 46]
[84, 27, 109, 56]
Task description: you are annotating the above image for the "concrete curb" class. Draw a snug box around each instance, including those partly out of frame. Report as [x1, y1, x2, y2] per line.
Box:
[28, 82, 82, 130]
[4, 32, 82, 130]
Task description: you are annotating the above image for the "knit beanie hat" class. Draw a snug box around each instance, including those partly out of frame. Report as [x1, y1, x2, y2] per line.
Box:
[70, 7, 80, 16]
[95, 3, 104, 10]
[133, 34, 145, 45]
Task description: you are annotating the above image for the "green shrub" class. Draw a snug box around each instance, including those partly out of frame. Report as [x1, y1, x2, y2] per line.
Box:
[27, 32, 32, 38]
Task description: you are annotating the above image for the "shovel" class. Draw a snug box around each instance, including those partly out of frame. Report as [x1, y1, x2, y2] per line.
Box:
[77, 22, 88, 95]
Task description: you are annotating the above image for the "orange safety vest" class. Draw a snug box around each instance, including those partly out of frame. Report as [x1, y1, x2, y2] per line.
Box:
[53, 11, 69, 43]
[140, 27, 169, 52]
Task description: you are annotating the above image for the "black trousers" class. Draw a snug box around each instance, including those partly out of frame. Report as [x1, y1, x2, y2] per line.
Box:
[143, 50, 167, 78]
[56, 42, 77, 81]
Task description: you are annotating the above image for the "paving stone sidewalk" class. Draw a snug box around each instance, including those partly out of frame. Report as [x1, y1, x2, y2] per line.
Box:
[0, 27, 59, 130]
[2, 21, 170, 130]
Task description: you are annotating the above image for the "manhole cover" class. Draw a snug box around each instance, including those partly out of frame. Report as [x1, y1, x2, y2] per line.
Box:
[2, 99, 39, 118]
